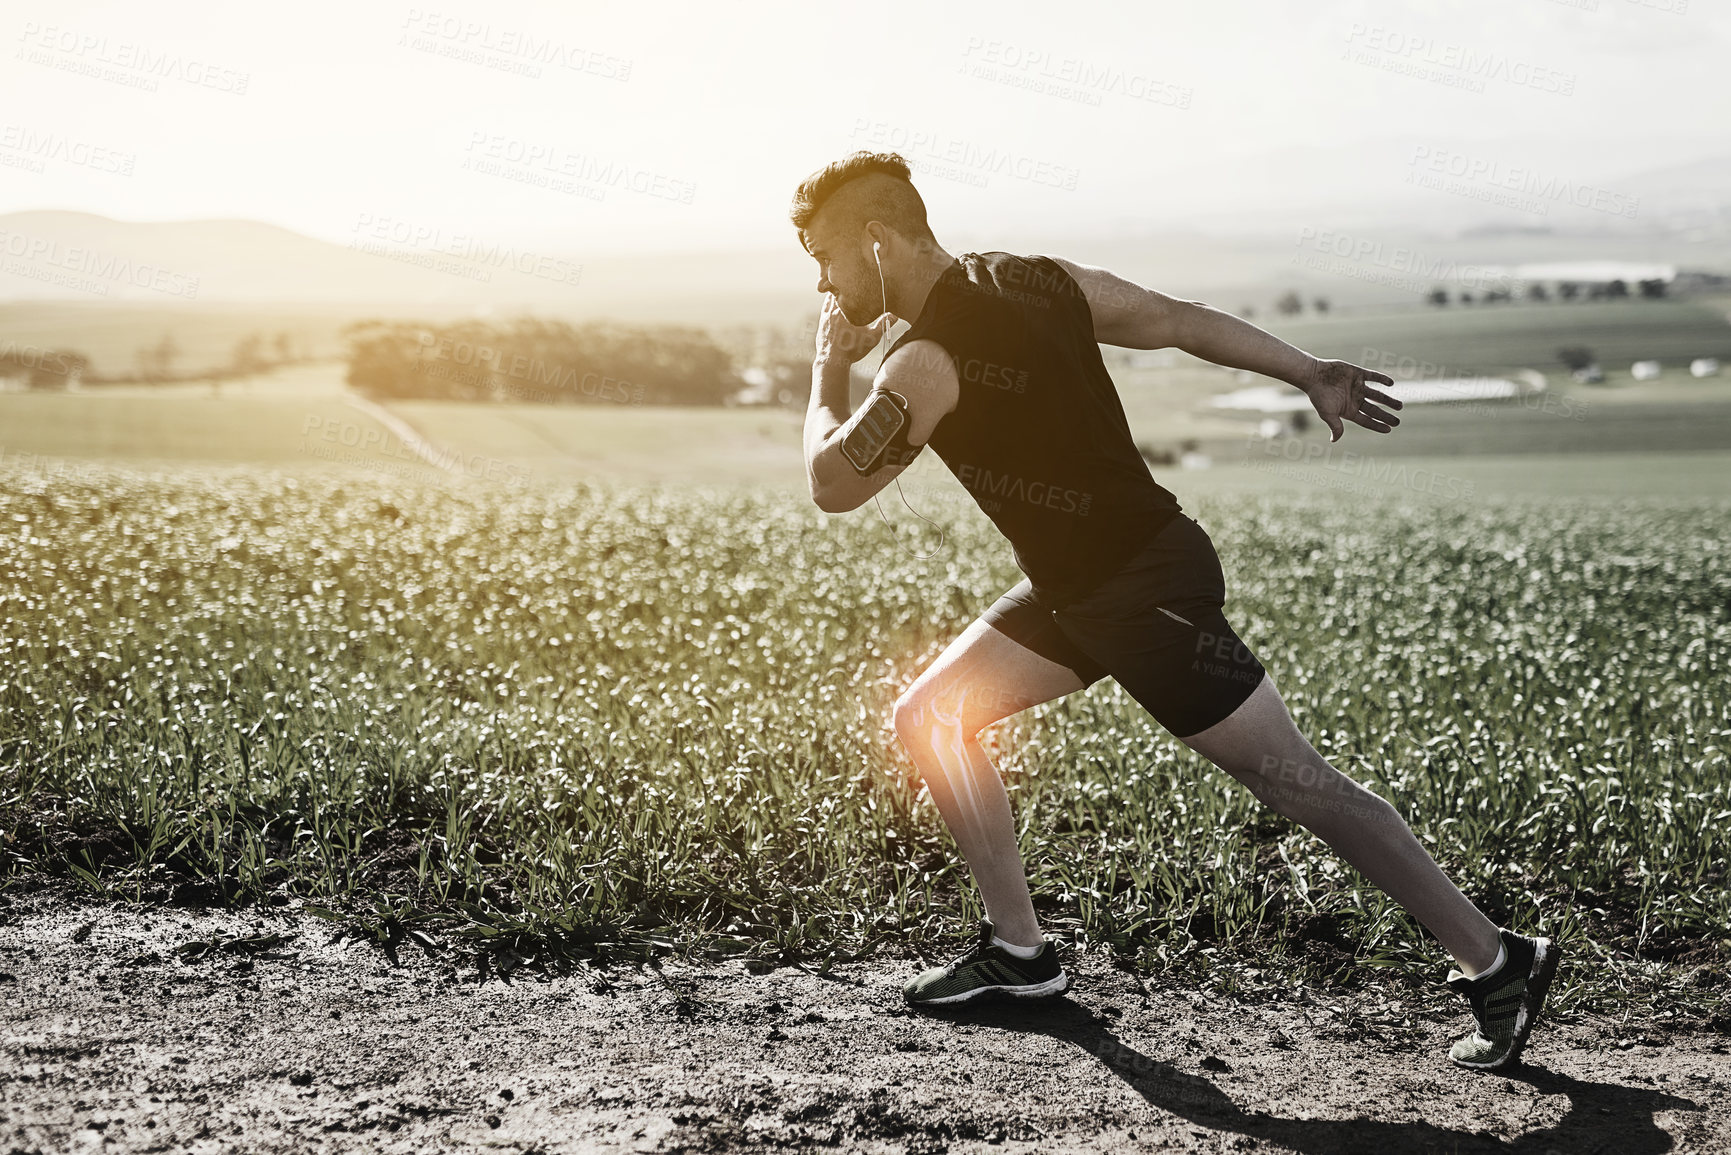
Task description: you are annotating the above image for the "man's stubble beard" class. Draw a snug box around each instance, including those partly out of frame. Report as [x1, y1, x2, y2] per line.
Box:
[837, 295, 873, 327]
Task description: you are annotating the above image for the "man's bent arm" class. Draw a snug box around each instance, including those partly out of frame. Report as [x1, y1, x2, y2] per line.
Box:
[805, 339, 957, 513]
[804, 357, 857, 508]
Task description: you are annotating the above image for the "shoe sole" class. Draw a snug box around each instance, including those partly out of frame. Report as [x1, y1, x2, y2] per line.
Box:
[1450, 937, 1561, 1072]
[905, 970, 1071, 1007]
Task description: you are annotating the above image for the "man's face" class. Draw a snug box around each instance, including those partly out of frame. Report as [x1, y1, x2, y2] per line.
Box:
[802, 214, 878, 326]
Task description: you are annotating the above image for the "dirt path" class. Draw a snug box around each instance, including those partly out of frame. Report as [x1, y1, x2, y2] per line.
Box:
[2, 887, 1724, 1154]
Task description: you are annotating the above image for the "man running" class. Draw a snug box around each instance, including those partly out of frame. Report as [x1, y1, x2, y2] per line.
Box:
[790, 151, 1560, 1071]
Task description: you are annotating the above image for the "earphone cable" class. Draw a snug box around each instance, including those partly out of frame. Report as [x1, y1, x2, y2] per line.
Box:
[869, 239, 946, 561]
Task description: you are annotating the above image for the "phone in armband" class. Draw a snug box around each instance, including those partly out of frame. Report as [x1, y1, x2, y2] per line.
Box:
[840, 388, 911, 475]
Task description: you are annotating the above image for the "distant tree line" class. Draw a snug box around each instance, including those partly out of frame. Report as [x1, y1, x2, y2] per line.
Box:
[1426, 278, 1668, 307]
[1273, 291, 1330, 317]
[134, 328, 314, 384]
[0, 344, 88, 389]
[228, 330, 312, 377]
[343, 317, 743, 406]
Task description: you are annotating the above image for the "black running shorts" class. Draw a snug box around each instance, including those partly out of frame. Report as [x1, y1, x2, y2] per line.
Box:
[980, 513, 1267, 739]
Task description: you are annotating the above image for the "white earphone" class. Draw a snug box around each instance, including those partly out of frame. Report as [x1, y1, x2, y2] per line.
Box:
[872, 239, 886, 319]
[865, 232, 945, 561]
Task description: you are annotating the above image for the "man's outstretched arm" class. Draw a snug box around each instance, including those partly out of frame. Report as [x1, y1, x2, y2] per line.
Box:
[1051, 255, 1403, 442]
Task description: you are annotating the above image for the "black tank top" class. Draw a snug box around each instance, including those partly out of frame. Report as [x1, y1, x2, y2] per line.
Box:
[887, 251, 1183, 608]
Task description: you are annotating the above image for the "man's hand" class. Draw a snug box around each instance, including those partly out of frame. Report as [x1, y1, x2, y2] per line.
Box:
[1301, 359, 1403, 442]
[815, 293, 894, 367]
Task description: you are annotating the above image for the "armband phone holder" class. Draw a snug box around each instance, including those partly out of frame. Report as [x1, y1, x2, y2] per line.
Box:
[840, 388, 911, 475]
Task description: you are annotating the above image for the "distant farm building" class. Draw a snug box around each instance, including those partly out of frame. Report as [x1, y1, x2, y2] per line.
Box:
[1210, 373, 1544, 416]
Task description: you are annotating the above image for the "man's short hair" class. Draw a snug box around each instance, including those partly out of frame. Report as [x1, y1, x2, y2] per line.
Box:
[790, 151, 934, 252]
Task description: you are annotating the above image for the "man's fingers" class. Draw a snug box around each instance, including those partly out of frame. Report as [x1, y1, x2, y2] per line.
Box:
[1350, 411, 1393, 433]
[1359, 402, 1400, 426]
[1364, 386, 1403, 410]
[1362, 368, 1395, 387]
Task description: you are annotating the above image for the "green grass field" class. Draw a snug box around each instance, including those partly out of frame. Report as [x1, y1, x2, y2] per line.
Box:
[3, 354, 1730, 497]
[2, 465, 1726, 1022]
[0, 392, 400, 466]
[1, 323, 1727, 1020]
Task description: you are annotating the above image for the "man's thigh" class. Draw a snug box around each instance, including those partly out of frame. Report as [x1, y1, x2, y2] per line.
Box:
[1050, 516, 1267, 740]
[900, 594, 1099, 736]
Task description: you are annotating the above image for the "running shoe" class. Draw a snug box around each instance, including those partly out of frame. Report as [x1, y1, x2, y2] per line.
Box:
[902, 918, 1070, 1007]
[1445, 928, 1562, 1071]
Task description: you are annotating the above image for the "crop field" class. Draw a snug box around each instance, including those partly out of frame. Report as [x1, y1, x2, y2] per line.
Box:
[2, 464, 1726, 1029]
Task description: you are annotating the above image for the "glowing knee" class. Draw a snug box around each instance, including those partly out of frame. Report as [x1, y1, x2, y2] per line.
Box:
[919, 696, 993, 849]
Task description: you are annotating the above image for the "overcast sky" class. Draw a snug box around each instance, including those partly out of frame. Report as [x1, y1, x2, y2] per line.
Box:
[3, 0, 1725, 254]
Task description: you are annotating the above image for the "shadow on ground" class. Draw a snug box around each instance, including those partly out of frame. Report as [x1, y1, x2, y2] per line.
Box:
[919, 998, 1701, 1155]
